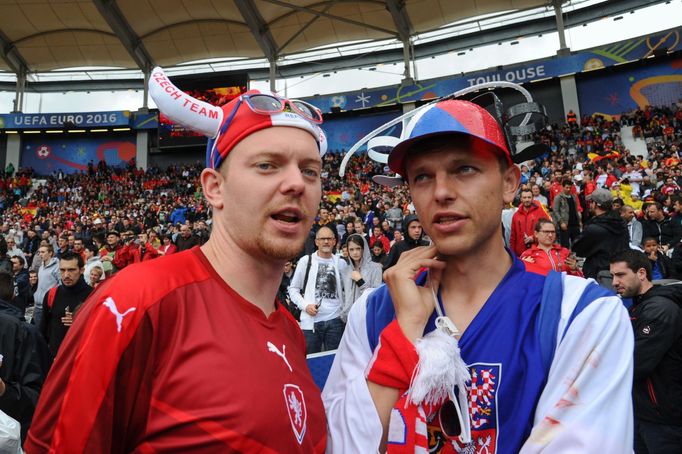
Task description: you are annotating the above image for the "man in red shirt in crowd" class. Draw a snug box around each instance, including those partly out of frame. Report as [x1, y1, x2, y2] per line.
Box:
[520, 218, 583, 276]
[370, 225, 391, 254]
[582, 172, 597, 196]
[113, 231, 160, 266]
[548, 170, 564, 206]
[510, 188, 549, 257]
[26, 68, 328, 453]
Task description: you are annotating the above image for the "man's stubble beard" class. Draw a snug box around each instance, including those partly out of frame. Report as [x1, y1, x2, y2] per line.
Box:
[257, 233, 305, 260]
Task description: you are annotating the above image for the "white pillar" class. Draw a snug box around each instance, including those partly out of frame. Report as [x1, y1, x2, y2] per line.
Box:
[402, 102, 416, 115]
[6, 134, 20, 170]
[559, 74, 580, 120]
[136, 131, 148, 170]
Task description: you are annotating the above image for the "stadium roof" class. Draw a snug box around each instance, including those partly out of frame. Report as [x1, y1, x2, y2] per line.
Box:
[0, 0, 559, 74]
[0, 0, 665, 94]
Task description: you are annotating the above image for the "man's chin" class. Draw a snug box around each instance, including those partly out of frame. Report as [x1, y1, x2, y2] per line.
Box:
[258, 236, 306, 261]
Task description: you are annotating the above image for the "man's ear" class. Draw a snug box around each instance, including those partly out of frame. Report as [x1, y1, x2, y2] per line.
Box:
[201, 168, 224, 210]
[502, 164, 521, 205]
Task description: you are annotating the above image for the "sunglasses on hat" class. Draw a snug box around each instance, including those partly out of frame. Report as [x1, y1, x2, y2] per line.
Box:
[209, 93, 324, 169]
[240, 93, 323, 124]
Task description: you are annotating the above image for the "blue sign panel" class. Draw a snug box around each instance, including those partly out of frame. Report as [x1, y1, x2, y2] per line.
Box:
[0, 111, 131, 130]
[306, 27, 682, 113]
[578, 57, 682, 117]
[21, 135, 137, 175]
[323, 110, 401, 153]
[132, 111, 159, 129]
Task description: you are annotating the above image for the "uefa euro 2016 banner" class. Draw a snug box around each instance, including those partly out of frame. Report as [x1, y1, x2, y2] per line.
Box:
[20, 135, 136, 175]
[0, 110, 159, 131]
[0, 111, 130, 129]
[307, 26, 682, 115]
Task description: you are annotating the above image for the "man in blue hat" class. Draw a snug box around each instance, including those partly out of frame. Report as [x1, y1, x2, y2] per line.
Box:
[323, 99, 633, 453]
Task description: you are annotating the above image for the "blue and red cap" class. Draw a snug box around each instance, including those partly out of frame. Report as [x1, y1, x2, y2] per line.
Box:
[388, 99, 511, 177]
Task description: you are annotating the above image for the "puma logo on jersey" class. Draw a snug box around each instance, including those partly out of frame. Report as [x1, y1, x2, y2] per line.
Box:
[102, 297, 136, 333]
[267, 341, 292, 372]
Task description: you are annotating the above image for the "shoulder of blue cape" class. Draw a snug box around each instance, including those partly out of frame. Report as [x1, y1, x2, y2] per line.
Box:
[365, 269, 620, 373]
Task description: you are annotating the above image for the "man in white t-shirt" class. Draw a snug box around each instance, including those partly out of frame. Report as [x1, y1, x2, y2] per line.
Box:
[289, 225, 348, 353]
[622, 163, 643, 196]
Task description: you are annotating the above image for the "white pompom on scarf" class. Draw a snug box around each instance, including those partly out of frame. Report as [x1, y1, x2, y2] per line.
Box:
[406, 320, 470, 407]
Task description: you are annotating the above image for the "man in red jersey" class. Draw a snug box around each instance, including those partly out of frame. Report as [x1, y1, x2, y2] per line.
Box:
[509, 188, 549, 256]
[25, 67, 328, 453]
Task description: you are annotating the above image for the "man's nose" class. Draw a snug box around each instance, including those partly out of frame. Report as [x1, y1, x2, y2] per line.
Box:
[433, 174, 456, 204]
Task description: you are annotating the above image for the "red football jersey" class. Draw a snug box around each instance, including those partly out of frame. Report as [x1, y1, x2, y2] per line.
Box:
[26, 248, 326, 453]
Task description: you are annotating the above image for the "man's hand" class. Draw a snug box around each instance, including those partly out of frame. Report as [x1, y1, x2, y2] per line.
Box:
[560, 222, 568, 231]
[61, 308, 73, 326]
[0, 378, 4, 397]
[565, 254, 578, 271]
[383, 245, 446, 344]
[305, 304, 319, 316]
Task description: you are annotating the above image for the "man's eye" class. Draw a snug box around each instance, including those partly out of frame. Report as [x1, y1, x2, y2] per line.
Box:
[256, 163, 274, 170]
[457, 166, 478, 174]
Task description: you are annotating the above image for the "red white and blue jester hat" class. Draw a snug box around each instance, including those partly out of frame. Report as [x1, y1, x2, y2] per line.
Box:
[339, 81, 549, 185]
[148, 67, 327, 170]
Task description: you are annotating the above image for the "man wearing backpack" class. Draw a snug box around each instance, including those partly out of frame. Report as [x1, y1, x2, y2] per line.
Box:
[610, 249, 682, 453]
[289, 226, 348, 353]
[39, 251, 92, 359]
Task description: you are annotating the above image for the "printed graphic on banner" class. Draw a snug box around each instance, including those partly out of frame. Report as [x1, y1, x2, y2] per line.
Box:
[132, 111, 159, 130]
[21, 136, 136, 175]
[578, 58, 682, 117]
[323, 111, 401, 154]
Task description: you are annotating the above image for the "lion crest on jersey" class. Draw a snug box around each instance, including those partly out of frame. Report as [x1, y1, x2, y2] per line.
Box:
[283, 384, 307, 444]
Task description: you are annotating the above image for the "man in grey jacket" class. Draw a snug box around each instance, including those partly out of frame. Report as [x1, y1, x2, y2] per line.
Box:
[552, 179, 582, 248]
[33, 244, 60, 327]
